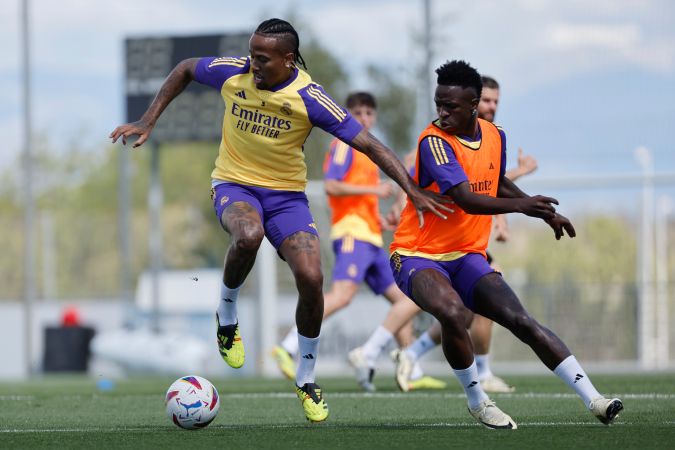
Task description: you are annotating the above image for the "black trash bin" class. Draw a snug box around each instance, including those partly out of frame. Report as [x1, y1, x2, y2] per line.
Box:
[43, 326, 96, 372]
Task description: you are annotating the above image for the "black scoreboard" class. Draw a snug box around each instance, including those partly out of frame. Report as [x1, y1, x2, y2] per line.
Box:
[125, 33, 249, 142]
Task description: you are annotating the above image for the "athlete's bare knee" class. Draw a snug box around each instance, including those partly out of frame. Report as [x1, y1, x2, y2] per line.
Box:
[295, 266, 324, 292]
[433, 301, 466, 333]
[233, 227, 264, 253]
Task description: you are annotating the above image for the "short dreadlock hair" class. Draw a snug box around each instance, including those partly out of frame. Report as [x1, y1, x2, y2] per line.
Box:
[255, 18, 307, 69]
[435, 60, 482, 99]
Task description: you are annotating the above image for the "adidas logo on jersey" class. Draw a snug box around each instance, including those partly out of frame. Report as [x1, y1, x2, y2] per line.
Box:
[235, 90, 247, 99]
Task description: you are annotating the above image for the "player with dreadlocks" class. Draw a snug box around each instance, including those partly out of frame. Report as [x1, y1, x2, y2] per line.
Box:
[110, 18, 452, 423]
[388, 59, 623, 429]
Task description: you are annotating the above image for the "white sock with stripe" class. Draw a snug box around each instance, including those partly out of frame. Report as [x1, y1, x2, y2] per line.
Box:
[553, 355, 601, 408]
[453, 360, 489, 410]
[296, 334, 320, 387]
[217, 282, 240, 326]
[405, 331, 436, 361]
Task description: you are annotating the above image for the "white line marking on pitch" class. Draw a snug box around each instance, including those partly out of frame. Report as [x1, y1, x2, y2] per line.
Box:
[0, 421, 647, 433]
[2, 392, 674, 401]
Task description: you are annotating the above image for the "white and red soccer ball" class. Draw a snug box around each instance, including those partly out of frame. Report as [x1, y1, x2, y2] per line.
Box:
[165, 375, 220, 430]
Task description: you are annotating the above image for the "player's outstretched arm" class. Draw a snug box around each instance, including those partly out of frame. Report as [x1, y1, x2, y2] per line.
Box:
[350, 130, 454, 227]
[109, 58, 200, 148]
[505, 148, 538, 181]
[448, 181, 557, 219]
[497, 175, 530, 199]
[324, 179, 394, 198]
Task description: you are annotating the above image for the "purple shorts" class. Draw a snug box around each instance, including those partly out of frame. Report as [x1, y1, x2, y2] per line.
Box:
[390, 252, 494, 310]
[211, 182, 318, 250]
[332, 238, 396, 295]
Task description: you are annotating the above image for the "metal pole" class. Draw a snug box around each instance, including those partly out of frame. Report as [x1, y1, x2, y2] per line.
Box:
[655, 195, 671, 368]
[21, 0, 35, 377]
[422, 0, 433, 122]
[148, 142, 163, 333]
[635, 146, 656, 369]
[118, 147, 133, 325]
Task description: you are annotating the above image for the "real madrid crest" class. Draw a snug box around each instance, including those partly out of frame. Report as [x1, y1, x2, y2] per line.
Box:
[280, 102, 293, 116]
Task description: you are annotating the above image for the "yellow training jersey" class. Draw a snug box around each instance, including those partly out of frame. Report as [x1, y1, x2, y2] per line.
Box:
[194, 57, 363, 191]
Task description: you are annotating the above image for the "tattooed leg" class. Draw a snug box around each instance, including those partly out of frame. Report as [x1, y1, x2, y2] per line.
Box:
[220, 201, 265, 287]
[279, 232, 324, 338]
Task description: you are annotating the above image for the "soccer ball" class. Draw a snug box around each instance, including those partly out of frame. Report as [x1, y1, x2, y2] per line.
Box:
[165, 375, 220, 430]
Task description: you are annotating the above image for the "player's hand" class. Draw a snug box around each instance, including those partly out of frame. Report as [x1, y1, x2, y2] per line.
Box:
[109, 119, 154, 148]
[517, 148, 538, 176]
[517, 195, 557, 219]
[382, 201, 404, 230]
[379, 214, 396, 231]
[493, 214, 509, 242]
[374, 182, 395, 199]
[408, 187, 455, 228]
[545, 213, 576, 240]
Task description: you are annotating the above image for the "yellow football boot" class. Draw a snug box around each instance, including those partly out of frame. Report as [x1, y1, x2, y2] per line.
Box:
[408, 376, 447, 391]
[216, 314, 244, 368]
[295, 383, 328, 422]
[272, 346, 296, 380]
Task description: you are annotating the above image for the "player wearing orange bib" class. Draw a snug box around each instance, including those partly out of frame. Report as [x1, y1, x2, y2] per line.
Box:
[389, 60, 623, 429]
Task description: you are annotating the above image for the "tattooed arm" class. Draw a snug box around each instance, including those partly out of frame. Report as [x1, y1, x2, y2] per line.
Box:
[110, 58, 199, 148]
[350, 130, 453, 227]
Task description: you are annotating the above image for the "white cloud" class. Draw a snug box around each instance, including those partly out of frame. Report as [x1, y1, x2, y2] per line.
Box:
[548, 23, 641, 51]
[546, 23, 675, 73]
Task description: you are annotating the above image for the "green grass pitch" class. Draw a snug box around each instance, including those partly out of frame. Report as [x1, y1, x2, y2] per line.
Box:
[1, 373, 673, 449]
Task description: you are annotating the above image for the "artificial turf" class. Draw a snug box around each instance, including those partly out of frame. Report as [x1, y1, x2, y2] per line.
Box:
[0, 373, 673, 449]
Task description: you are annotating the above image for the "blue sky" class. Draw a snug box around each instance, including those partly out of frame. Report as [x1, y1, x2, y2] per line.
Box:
[1, 0, 674, 210]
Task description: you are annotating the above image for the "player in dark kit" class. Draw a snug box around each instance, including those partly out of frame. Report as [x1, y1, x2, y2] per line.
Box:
[110, 18, 451, 423]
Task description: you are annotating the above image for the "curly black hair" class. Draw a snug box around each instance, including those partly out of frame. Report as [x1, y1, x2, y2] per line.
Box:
[255, 18, 307, 69]
[435, 60, 482, 98]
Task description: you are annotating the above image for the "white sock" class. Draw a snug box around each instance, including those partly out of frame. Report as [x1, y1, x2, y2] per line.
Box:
[475, 353, 493, 380]
[453, 360, 489, 410]
[217, 282, 240, 326]
[410, 362, 424, 381]
[361, 326, 394, 366]
[405, 331, 436, 361]
[281, 327, 299, 357]
[553, 355, 601, 408]
[295, 333, 320, 387]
